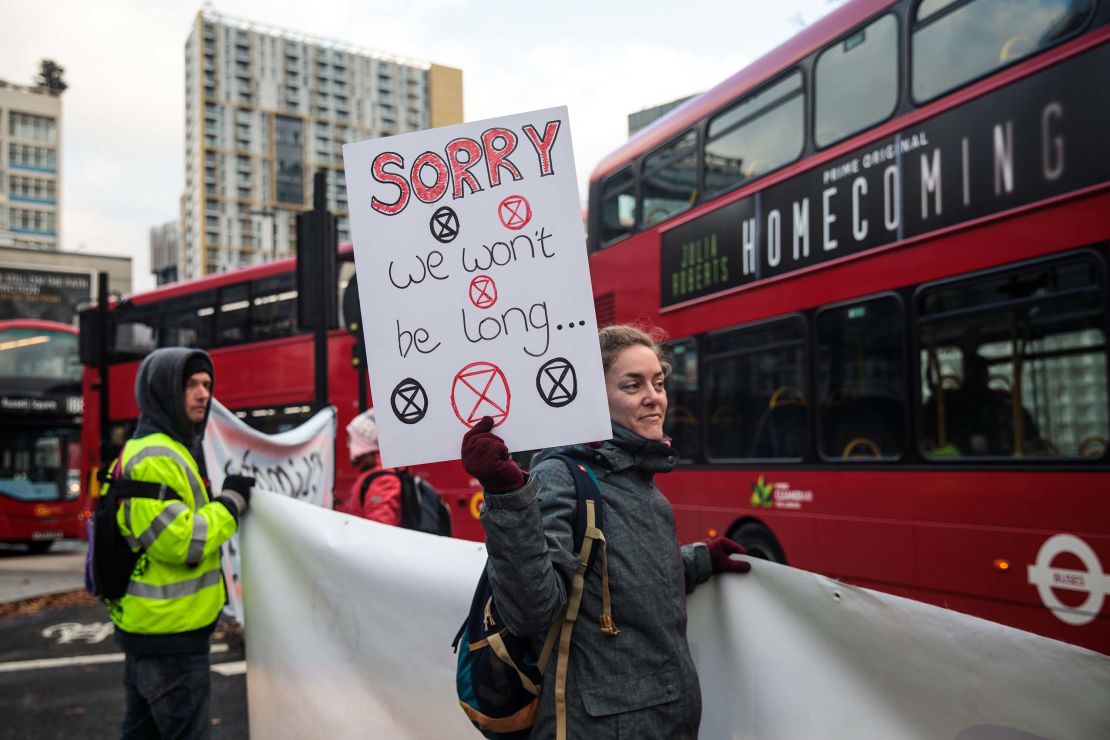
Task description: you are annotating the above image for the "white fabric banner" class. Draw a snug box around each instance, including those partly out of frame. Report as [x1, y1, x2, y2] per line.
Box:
[243, 491, 1110, 739]
[203, 399, 337, 622]
[203, 399, 337, 509]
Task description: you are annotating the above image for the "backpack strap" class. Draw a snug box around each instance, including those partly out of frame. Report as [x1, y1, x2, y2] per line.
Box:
[355, 468, 412, 510]
[103, 443, 182, 502]
[542, 455, 619, 740]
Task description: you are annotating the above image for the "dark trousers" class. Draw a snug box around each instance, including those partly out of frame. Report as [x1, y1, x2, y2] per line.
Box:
[120, 651, 212, 740]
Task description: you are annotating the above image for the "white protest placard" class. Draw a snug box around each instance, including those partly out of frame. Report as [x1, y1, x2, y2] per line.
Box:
[343, 107, 610, 467]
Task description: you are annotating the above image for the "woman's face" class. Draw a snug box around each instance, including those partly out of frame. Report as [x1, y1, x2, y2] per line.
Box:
[605, 345, 668, 440]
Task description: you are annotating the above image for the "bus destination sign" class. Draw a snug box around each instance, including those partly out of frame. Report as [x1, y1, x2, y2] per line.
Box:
[661, 43, 1110, 307]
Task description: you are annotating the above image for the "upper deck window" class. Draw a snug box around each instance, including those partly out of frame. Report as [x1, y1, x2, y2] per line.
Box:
[0, 328, 80, 383]
[599, 167, 636, 246]
[815, 14, 899, 148]
[912, 0, 1095, 102]
[704, 71, 804, 196]
[641, 130, 698, 227]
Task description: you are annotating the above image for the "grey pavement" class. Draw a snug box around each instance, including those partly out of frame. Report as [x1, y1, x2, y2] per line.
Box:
[0, 540, 87, 604]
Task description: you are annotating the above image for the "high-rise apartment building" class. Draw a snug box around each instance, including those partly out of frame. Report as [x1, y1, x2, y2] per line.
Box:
[0, 80, 62, 251]
[150, 220, 182, 285]
[181, 10, 463, 280]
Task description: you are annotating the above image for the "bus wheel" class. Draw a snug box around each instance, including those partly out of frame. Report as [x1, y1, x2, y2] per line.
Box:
[27, 541, 54, 554]
[729, 522, 786, 564]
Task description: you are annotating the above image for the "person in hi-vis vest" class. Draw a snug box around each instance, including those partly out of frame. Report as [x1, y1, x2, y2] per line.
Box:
[107, 347, 254, 740]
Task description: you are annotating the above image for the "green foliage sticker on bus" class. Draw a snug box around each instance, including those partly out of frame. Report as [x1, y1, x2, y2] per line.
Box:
[751, 476, 773, 508]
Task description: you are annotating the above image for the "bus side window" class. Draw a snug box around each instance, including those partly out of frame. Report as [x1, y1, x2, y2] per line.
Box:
[663, 339, 700, 460]
[160, 292, 216, 349]
[912, 0, 1095, 103]
[814, 14, 899, 148]
[704, 317, 808, 461]
[599, 167, 636, 246]
[704, 70, 804, 196]
[917, 254, 1108, 459]
[252, 272, 298, 341]
[112, 304, 158, 361]
[217, 283, 251, 345]
[816, 295, 906, 460]
[641, 130, 698, 227]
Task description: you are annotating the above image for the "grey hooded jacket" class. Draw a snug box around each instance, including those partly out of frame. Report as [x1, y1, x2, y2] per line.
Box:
[480, 424, 713, 739]
[132, 347, 213, 459]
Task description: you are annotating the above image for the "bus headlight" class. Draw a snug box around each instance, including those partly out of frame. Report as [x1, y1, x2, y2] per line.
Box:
[66, 469, 81, 501]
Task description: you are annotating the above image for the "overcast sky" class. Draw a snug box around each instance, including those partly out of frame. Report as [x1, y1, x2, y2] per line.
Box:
[0, 0, 839, 291]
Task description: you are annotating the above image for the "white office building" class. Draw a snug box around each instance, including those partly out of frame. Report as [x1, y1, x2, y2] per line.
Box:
[0, 80, 62, 252]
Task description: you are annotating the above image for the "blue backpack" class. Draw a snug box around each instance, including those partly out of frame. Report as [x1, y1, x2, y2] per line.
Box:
[452, 455, 618, 739]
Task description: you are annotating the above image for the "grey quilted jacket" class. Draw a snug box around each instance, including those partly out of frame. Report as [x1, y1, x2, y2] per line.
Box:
[480, 424, 714, 739]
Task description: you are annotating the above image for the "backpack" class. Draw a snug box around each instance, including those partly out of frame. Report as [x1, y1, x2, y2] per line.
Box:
[85, 451, 182, 600]
[452, 455, 617, 740]
[359, 469, 452, 536]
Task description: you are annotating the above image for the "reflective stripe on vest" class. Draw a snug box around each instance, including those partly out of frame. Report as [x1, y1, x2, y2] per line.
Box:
[136, 501, 189, 550]
[187, 514, 207, 566]
[127, 568, 222, 600]
[124, 445, 208, 506]
[121, 499, 142, 551]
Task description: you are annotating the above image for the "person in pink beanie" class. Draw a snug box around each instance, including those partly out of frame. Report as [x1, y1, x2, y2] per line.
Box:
[340, 409, 402, 525]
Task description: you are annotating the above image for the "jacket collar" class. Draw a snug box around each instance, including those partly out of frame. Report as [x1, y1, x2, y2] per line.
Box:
[533, 423, 677, 475]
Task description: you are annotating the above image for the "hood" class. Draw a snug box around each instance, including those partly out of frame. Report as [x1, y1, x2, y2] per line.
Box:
[132, 347, 214, 449]
[531, 422, 677, 476]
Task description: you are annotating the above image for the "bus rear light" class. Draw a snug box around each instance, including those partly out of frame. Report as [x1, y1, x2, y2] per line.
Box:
[993, 559, 1011, 572]
[707, 529, 718, 538]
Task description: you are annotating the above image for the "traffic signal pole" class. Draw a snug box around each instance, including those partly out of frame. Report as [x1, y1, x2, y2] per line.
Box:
[296, 171, 338, 413]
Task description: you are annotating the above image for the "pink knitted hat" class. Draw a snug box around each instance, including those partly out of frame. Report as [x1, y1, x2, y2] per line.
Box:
[346, 409, 379, 462]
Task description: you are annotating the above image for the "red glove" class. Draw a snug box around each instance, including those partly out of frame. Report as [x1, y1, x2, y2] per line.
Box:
[705, 537, 751, 574]
[461, 416, 525, 494]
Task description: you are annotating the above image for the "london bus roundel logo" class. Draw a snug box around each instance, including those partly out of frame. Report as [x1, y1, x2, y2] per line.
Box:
[1026, 534, 1109, 627]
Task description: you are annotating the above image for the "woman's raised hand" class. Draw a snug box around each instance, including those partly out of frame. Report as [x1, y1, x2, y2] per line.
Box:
[461, 416, 525, 494]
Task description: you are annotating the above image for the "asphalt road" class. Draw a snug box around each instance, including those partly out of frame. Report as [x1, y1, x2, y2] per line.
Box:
[0, 543, 248, 739]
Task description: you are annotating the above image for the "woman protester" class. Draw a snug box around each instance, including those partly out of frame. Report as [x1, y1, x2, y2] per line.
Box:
[461, 324, 751, 739]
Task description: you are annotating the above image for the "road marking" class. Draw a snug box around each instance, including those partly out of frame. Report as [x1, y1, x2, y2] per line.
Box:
[0, 643, 229, 673]
[211, 660, 246, 676]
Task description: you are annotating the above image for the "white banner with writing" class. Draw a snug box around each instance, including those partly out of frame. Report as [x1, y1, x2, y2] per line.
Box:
[343, 107, 610, 468]
[203, 399, 337, 621]
[242, 492, 1110, 739]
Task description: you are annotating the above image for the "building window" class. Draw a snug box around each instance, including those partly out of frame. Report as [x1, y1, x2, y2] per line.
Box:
[274, 115, 304, 204]
[9, 112, 57, 143]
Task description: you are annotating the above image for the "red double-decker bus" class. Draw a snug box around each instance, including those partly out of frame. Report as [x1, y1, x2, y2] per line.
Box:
[78, 247, 483, 540]
[0, 319, 85, 551]
[586, 0, 1109, 652]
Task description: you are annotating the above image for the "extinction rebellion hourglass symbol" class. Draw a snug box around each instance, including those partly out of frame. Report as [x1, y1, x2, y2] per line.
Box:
[429, 206, 459, 243]
[391, 378, 428, 424]
[498, 195, 532, 231]
[451, 362, 511, 427]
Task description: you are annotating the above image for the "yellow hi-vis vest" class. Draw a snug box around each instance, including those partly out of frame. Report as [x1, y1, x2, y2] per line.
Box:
[109, 432, 238, 635]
